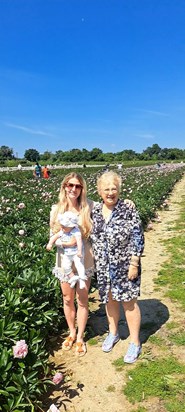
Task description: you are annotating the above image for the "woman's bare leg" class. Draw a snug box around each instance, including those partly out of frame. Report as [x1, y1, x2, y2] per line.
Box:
[106, 291, 120, 335]
[60, 282, 76, 339]
[122, 298, 141, 345]
[76, 278, 91, 342]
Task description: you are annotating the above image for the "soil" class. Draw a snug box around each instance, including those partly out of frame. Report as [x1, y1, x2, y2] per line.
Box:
[47, 174, 185, 412]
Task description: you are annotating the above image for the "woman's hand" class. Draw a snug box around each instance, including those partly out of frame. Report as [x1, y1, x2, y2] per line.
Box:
[124, 199, 135, 208]
[128, 264, 138, 280]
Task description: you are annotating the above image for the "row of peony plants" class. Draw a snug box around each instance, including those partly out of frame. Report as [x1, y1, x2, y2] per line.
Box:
[0, 163, 185, 411]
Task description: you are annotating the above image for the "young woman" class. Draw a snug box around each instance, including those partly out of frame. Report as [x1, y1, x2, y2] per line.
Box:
[49, 172, 95, 356]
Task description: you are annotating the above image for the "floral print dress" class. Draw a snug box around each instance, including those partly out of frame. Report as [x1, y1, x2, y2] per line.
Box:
[90, 199, 144, 304]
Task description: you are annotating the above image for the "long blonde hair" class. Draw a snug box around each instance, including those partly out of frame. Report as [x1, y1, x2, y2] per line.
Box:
[50, 172, 92, 238]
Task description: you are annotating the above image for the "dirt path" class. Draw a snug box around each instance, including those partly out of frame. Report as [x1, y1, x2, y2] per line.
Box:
[48, 174, 185, 412]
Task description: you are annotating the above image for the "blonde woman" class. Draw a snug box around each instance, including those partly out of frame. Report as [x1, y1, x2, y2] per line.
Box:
[49, 172, 94, 356]
[90, 171, 144, 363]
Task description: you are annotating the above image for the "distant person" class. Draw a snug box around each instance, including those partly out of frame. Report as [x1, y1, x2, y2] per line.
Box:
[17, 164, 22, 171]
[42, 165, 50, 178]
[33, 162, 42, 179]
[117, 163, 122, 170]
[102, 164, 109, 173]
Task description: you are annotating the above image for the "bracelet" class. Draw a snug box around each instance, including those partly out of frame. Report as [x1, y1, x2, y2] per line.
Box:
[130, 263, 139, 267]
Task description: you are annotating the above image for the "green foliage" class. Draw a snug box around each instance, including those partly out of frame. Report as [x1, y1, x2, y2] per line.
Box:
[148, 335, 165, 346]
[88, 338, 98, 346]
[24, 149, 40, 162]
[165, 399, 185, 412]
[165, 321, 179, 330]
[2, 143, 185, 164]
[112, 357, 125, 371]
[155, 232, 185, 309]
[0, 145, 14, 160]
[123, 357, 185, 403]
[0, 175, 65, 410]
[169, 331, 185, 346]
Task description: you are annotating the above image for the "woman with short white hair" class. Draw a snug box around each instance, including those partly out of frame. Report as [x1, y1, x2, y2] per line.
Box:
[90, 171, 144, 363]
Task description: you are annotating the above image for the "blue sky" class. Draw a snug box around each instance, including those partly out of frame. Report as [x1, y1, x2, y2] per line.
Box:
[0, 0, 185, 158]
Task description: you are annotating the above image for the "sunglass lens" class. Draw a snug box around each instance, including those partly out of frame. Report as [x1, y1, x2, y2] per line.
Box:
[67, 183, 81, 189]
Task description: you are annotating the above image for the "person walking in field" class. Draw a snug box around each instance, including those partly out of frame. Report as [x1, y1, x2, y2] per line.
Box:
[42, 165, 50, 178]
[33, 162, 42, 179]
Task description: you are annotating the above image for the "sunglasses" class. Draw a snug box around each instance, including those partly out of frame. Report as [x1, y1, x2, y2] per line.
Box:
[66, 183, 82, 189]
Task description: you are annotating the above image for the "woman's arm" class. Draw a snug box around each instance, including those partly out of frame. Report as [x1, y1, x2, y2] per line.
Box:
[128, 208, 144, 280]
[75, 234, 83, 257]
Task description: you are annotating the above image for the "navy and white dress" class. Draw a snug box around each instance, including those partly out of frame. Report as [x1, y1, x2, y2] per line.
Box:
[90, 199, 144, 304]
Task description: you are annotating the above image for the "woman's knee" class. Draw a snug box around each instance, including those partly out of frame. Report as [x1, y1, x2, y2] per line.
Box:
[122, 298, 138, 312]
[62, 293, 75, 307]
[76, 291, 89, 308]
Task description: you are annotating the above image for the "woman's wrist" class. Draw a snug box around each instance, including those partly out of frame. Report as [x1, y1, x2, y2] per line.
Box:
[130, 256, 140, 267]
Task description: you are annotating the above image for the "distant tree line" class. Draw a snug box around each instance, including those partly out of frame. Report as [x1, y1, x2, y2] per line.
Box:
[0, 144, 185, 163]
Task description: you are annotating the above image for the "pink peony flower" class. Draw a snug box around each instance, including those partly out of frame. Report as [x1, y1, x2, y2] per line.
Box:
[47, 404, 60, 412]
[18, 202, 25, 209]
[13, 340, 28, 358]
[52, 372, 63, 385]
[18, 229, 25, 236]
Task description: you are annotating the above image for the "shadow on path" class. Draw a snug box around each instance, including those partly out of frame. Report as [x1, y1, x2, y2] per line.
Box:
[87, 298, 169, 344]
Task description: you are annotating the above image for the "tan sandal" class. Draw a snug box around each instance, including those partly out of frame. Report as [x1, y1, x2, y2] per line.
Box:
[62, 336, 75, 351]
[75, 342, 87, 357]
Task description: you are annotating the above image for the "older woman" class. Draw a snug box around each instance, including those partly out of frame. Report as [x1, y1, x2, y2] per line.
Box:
[90, 171, 144, 363]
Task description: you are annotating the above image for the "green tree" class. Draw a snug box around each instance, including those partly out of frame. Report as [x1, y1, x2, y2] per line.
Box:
[68, 149, 83, 162]
[89, 148, 103, 160]
[40, 151, 52, 161]
[24, 149, 40, 162]
[0, 145, 14, 160]
[166, 148, 183, 160]
[121, 150, 137, 161]
[104, 152, 115, 163]
[81, 148, 91, 161]
[142, 144, 161, 159]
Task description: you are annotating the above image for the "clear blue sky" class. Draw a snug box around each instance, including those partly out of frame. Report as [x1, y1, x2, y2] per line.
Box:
[0, 0, 185, 158]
